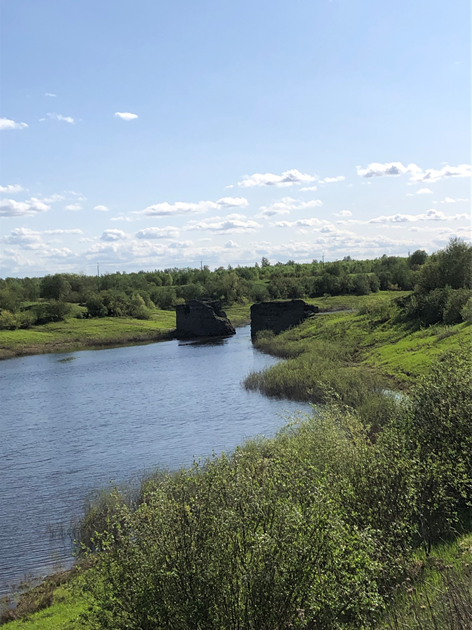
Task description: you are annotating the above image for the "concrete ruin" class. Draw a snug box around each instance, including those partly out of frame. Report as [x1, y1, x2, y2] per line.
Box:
[175, 300, 236, 338]
[250, 299, 319, 338]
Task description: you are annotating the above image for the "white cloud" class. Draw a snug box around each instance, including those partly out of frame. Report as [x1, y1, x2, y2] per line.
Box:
[410, 164, 472, 184]
[101, 229, 127, 241]
[135, 226, 180, 239]
[417, 188, 433, 194]
[111, 215, 133, 222]
[321, 175, 345, 183]
[135, 200, 218, 217]
[357, 162, 414, 178]
[257, 197, 323, 218]
[0, 117, 28, 130]
[94, 205, 110, 212]
[216, 197, 248, 208]
[3, 228, 43, 248]
[41, 194, 65, 203]
[185, 214, 262, 234]
[2, 227, 82, 250]
[0, 197, 50, 218]
[272, 218, 326, 229]
[300, 186, 318, 192]
[45, 93, 57, 97]
[47, 112, 75, 124]
[370, 209, 468, 224]
[358, 162, 472, 184]
[439, 197, 469, 204]
[334, 210, 352, 217]
[225, 240, 239, 248]
[65, 203, 82, 211]
[115, 112, 138, 121]
[39, 247, 74, 259]
[238, 169, 316, 188]
[0, 184, 23, 193]
[44, 228, 83, 235]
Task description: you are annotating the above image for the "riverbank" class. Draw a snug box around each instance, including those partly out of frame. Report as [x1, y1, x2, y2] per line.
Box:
[0, 303, 257, 361]
[0, 312, 176, 361]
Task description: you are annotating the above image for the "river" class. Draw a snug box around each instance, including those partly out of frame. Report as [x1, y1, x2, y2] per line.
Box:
[0, 326, 309, 594]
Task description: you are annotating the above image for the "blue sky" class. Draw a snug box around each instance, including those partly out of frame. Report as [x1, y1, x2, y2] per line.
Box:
[1, 0, 470, 276]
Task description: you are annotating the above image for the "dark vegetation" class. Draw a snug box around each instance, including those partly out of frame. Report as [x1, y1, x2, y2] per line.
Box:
[2, 238, 470, 331]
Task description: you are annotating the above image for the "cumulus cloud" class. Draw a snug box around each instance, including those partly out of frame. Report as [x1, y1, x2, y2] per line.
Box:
[225, 240, 239, 248]
[101, 229, 127, 241]
[272, 218, 326, 229]
[115, 112, 138, 121]
[135, 226, 180, 239]
[321, 175, 345, 183]
[46, 113, 75, 124]
[0, 197, 49, 218]
[0, 117, 28, 130]
[42, 194, 65, 203]
[257, 197, 323, 218]
[417, 188, 433, 194]
[238, 169, 316, 188]
[411, 164, 472, 184]
[334, 210, 352, 217]
[135, 200, 218, 217]
[185, 214, 262, 234]
[0, 184, 23, 193]
[44, 228, 83, 235]
[2, 227, 84, 249]
[65, 204, 82, 211]
[3, 228, 43, 248]
[438, 197, 469, 204]
[94, 205, 110, 212]
[215, 197, 248, 208]
[357, 162, 412, 178]
[300, 186, 318, 192]
[358, 162, 472, 184]
[39, 247, 74, 258]
[370, 209, 468, 224]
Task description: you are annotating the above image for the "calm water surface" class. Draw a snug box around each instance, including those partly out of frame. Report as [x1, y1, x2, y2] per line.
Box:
[0, 327, 308, 594]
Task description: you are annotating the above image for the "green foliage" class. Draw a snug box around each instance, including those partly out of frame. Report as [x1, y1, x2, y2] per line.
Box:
[40, 274, 72, 301]
[78, 350, 472, 629]
[461, 296, 472, 323]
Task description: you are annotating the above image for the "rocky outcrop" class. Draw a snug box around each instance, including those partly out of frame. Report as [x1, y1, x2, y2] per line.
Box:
[176, 300, 236, 338]
[250, 300, 319, 338]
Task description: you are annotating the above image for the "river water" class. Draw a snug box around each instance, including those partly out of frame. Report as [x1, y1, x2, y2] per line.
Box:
[0, 327, 308, 594]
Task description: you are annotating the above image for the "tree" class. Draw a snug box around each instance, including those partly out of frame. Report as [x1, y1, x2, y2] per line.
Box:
[40, 274, 71, 301]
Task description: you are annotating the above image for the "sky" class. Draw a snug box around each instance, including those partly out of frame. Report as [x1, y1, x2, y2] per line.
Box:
[1, 0, 470, 277]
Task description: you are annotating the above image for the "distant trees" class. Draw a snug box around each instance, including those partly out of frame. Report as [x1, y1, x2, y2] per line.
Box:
[0, 238, 470, 328]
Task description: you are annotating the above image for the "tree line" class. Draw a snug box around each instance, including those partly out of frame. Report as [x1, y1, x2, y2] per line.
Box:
[0, 238, 471, 330]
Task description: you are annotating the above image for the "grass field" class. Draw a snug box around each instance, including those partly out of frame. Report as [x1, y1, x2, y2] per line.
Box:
[0, 310, 176, 360]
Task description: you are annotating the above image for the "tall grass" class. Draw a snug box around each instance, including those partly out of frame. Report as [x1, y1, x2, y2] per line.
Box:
[244, 330, 396, 430]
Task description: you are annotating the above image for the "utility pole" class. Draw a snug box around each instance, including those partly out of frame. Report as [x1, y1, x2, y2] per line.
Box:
[322, 253, 325, 266]
[97, 263, 100, 277]
[200, 259, 203, 271]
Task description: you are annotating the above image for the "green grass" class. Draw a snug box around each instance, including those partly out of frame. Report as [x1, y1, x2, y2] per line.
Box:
[0, 309, 176, 360]
[224, 303, 252, 327]
[378, 534, 472, 629]
[244, 292, 472, 420]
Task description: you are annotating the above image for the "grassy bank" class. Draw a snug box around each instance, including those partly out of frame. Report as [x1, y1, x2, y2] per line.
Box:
[0, 310, 176, 360]
[244, 293, 471, 414]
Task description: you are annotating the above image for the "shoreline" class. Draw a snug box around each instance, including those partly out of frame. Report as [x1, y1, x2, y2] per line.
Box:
[0, 329, 176, 362]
